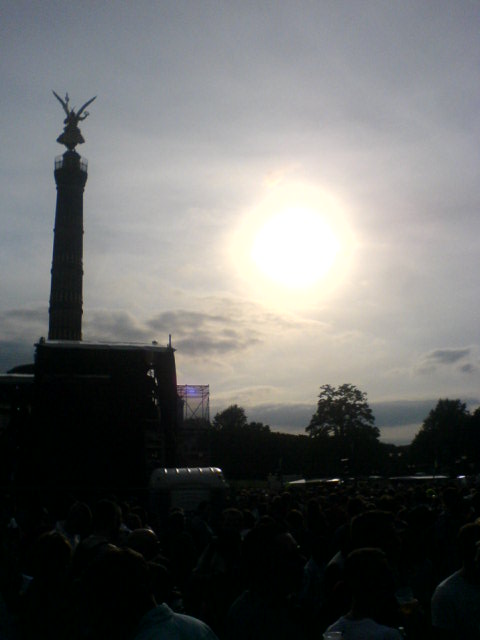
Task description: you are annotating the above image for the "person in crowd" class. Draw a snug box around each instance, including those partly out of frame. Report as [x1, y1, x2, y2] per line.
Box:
[190, 501, 214, 556]
[431, 521, 480, 639]
[187, 508, 244, 636]
[432, 486, 466, 584]
[324, 547, 404, 639]
[55, 500, 92, 550]
[286, 508, 310, 558]
[127, 528, 182, 611]
[299, 529, 329, 627]
[322, 495, 370, 625]
[19, 530, 73, 640]
[160, 509, 197, 593]
[226, 518, 308, 640]
[82, 546, 218, 640]
[267, 494, 289, 527]
[4, 479, 480, 639]
[72, 498, 121, 578]
[398, 504, 435, 614]
[127, 528, 164, 563]
[350, 510, 400, 562]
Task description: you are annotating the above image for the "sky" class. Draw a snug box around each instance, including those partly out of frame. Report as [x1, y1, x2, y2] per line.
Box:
[1, 1, 480, 445]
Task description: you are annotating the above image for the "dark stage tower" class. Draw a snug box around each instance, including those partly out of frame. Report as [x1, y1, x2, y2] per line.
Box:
[48, 91, 96, 340]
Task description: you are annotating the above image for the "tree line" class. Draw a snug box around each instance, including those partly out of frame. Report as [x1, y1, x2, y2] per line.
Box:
[201, 384, 480, 480]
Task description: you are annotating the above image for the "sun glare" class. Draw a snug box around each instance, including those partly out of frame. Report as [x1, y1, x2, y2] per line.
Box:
[230, 182, 354, 304]
[251, 208, 340, 288]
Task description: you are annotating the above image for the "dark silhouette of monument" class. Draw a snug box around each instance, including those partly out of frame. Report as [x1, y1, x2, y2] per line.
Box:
[0, 92, 181, 491]
[48, 92, 96, 340]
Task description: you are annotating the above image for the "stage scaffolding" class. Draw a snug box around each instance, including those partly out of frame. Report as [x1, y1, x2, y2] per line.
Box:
[177, 384, 210, 423]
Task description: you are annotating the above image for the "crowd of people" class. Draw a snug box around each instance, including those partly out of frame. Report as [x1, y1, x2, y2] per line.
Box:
[1, 478, 480, 639]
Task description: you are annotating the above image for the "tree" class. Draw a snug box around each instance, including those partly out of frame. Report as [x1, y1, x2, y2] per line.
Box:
[211, 405, 275, 478]
[213, 404, 248, 430]
[247, 421, 271, 434]
[466, 408, 480, 474]
[410, 399, 470, 472]
[306, 383, 378, 441]
[306, 384, 379, 475]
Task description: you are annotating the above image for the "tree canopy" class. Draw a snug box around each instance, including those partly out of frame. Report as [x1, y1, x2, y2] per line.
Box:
[305, 384, 379, 475]
[409, 398, 470, 471]
[212, 404, 249, 430]
[212, 405, 270, 433]
[306, 383, 378, 441]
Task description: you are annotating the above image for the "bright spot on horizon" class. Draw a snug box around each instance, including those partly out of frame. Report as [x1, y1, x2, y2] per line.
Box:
[251, 207, 340, 288]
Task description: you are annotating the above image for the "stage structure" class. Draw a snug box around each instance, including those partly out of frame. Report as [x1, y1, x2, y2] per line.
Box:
[176, 385, 211, 467]
[49, 91, 96, 340]
[19, 340, 179, 489]
[177, 385, 210, 422]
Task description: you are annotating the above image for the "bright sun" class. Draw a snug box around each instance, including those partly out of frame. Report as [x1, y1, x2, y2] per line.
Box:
[251, 207, 340, 288]
[230, 182, 354, 303]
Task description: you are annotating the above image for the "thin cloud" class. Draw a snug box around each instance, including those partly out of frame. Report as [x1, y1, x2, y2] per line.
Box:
[146, 299, 304, 357]
[212, 386, 281, 408]
[427, 348, 471, 364]
[4, 308, 46, 322]
[86, 300, 296, 357]
[416, 347, 475, 373]
[0, 306, 47, 341]
[459, 363, 476, 374]
[85, 310, 152, 343]
[0, 298, 309, 369]
[175, 334, 260, 357]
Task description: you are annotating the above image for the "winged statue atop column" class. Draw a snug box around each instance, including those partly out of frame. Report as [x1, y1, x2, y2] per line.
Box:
[53, 91, 96, 150]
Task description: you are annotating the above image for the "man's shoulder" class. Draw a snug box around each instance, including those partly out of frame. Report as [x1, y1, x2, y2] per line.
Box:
[135, 604, 218, 640]
[432, 570, 469, 600]
[327, 616, 403, 640]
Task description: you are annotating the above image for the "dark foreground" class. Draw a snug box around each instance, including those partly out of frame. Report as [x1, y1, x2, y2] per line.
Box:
[0, 478, 479, 639]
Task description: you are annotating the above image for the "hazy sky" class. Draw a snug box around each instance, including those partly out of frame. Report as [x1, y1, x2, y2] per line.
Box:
[2, 1, 480, 444]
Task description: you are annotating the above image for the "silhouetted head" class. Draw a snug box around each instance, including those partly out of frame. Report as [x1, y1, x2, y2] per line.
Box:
[92, 499, 121, 541]
[221, 507, 244, 532]
[350, 510, 399, 559]
[196, 500, 211, 518]
[346, 496, 368, 519]
[242, 520, 304, 598]
[306, 498, 326, 535]
[30, 531, 72, 584]
[286, 508, 304, 531]
[83, 547, 155, 639]
[242, 509, 256, 532]
[269, 495, 287, 523]
[127, 528, 161, 561]
[345, 547, 395, 618]
[125, 512, 142, 531]
[167, 509, 185, 533]
[64, 501, 92, 539]
[442, 486, 459, 511]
